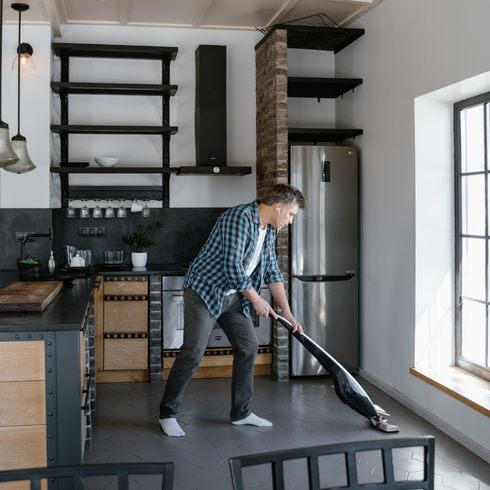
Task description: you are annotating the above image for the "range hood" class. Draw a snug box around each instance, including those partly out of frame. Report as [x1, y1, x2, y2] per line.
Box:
[178, 45, 250, 176]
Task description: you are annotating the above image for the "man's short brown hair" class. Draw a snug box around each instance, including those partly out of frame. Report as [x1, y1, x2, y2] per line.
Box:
[260, 183, 305, 208]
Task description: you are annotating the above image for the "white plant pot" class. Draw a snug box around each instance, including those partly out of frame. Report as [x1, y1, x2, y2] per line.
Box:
[131, 252, 147, 267]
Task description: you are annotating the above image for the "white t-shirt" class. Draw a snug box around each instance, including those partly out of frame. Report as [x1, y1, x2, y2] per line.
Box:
[226, 226, 267, 295]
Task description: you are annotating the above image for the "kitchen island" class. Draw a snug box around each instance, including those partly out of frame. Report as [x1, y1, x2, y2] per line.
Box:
[0, 271, 94, 480]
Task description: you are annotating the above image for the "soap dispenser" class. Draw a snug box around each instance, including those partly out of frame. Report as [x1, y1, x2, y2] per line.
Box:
[48, 250, 56, 274]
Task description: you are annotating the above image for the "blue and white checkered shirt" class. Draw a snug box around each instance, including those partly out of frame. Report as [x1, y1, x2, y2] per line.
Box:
[183, 200, 284, 318]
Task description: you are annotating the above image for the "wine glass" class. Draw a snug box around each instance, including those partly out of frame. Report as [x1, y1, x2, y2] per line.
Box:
[93, 199, 102, 219]
[142, 200, 151, 218]
[80, 200, 90, 219]
[65, 200, 76, 218]
[117, 200, 127, 218]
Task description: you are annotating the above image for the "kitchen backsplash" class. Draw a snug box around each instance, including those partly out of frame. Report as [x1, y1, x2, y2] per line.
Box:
[53, 208, 225, 268]
[0, 208, 225, 271]
[0, 210, 53, 270]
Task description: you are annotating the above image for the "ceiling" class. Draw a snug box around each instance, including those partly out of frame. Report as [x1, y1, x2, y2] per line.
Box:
[3, 0, 382, 36]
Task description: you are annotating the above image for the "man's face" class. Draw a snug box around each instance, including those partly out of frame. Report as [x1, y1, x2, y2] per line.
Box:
[275, 203, 299, 230]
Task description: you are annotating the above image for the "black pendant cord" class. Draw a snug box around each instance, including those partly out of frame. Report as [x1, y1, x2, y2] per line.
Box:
[16, 7, 21, 137]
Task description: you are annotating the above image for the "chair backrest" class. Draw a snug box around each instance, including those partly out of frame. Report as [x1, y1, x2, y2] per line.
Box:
[0, 462, 174, 490]
[229, 436, 435, 490]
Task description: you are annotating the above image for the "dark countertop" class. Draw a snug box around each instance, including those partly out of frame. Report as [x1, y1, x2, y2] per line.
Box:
[0, 271, 94, 332]
[94, 263, 187, 276]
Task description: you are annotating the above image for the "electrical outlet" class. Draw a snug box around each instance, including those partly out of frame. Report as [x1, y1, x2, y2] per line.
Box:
[15, 231, 35, 243]
[79, 226, 106, 237]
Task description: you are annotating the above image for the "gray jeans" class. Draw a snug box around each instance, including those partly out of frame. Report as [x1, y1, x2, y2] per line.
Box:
[159, 288, 258, 421]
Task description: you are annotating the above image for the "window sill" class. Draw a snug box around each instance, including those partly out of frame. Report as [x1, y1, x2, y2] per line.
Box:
[410, 366, 490, 417]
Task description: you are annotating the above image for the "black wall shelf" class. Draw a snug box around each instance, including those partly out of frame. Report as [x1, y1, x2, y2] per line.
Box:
[178, 166, 252, 176]
[51, 82, 178, 96]
[51, 166, 180, 174]
[288, 77, 363, 99]
[52, 43, 178, 60]
[255, 25, 364, 53]
[288, 128, 363, 143]
[68, 186, 164, 200]
[51, 125, 178, 135]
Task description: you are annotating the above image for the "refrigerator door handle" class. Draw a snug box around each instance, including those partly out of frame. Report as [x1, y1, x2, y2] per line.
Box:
[293, 272, 358, 282]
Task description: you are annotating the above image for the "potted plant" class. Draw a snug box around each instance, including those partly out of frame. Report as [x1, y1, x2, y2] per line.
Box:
[122, 221, 161, 267]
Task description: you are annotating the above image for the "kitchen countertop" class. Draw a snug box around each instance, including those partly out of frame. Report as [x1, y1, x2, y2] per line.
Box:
[94, 262, 188, 276]
[0, 271, 94, 331]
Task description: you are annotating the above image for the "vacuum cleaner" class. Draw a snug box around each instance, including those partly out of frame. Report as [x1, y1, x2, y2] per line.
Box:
[275, 314, 399, 433]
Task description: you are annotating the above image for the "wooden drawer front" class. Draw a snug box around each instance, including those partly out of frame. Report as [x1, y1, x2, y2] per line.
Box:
[0, 381, 46, 427]
[0, 425, 46, 470]
[104, 280, 148, 296]
[104, 301, 148, 333]
[104, 338, 148, 370]
[0, 480, 47, 490]
[0, 341, 45, 382]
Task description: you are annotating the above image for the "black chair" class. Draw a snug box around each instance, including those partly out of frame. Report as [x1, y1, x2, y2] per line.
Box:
[229, 436, 435, 490]
[0, 462, 174, 490]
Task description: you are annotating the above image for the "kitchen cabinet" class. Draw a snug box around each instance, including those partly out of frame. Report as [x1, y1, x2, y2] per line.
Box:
[0, 274, 95, 480]
[95, 275, 150, 382]
[50, 43, 179, 208]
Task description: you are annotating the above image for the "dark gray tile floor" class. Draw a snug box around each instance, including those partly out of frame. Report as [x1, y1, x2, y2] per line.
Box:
[84, 377, 490, 489]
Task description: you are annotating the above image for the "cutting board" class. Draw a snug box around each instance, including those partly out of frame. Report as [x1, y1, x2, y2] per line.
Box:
[0, 281, 63, 312]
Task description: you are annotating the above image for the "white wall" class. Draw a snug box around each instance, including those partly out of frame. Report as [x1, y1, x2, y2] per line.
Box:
[336, 0, 490, 461]
[53, 25, 262, 208]
[0, 25, 52, 208]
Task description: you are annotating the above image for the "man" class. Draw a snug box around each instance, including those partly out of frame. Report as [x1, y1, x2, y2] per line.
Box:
[159, 183, 305, 437]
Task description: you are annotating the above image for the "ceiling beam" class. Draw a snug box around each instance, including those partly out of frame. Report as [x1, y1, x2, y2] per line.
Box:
[266, 0, 300, 29]
[40, 0, 67, 37]
[119, 0, 130, 25]
[192, 0, 214, 27]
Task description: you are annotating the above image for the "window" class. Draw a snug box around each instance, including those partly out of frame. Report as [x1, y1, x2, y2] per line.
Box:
[454, 92, 490, 380]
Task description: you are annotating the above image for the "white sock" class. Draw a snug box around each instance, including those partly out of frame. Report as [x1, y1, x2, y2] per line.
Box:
[231, 413, 273, 427]
[159, 418, 185, 437]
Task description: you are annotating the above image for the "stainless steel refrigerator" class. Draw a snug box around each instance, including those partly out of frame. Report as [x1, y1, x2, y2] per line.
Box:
[290, 145, 359, 376]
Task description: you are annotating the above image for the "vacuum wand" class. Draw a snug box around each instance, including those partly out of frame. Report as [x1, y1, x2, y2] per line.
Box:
[275, 314, 399, 433]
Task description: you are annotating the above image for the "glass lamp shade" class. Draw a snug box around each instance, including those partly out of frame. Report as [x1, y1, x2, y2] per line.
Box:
[4, 135, 35, 173]
[0, 125, 20, 167]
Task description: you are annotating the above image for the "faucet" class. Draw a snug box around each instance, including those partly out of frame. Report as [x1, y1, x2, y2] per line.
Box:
[20, 228, 54, 260]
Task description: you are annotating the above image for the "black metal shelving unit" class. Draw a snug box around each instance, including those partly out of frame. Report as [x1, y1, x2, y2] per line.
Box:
[51, 43, 179, 207]
[263, 24, 365, 144]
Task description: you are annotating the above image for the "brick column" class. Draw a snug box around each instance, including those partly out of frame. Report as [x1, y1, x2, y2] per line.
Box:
[149, 274, 163, 382]
[255, 29, 290, 381]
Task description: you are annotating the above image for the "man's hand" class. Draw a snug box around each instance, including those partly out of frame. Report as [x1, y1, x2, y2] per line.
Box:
[281, 311, 304, 334]
[251, 296, 277, 319]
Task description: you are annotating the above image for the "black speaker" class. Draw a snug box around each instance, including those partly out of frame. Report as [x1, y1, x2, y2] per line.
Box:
[195, 45, 227, 167]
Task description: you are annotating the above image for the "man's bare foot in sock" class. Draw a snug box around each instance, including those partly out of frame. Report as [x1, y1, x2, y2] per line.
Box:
[231, 413, 273, 427]
[159, 418, 185, 437]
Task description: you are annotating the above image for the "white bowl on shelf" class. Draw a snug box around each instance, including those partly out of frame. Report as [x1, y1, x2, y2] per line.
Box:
[95, 157, 119, 167]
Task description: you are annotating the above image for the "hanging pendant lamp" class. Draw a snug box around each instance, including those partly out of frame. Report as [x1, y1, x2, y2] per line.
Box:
[4, 2, 35, 173]
[0, 0, 19, 167]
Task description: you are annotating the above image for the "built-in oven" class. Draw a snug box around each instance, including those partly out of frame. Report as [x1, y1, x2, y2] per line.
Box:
[162, 276, 272, 350]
